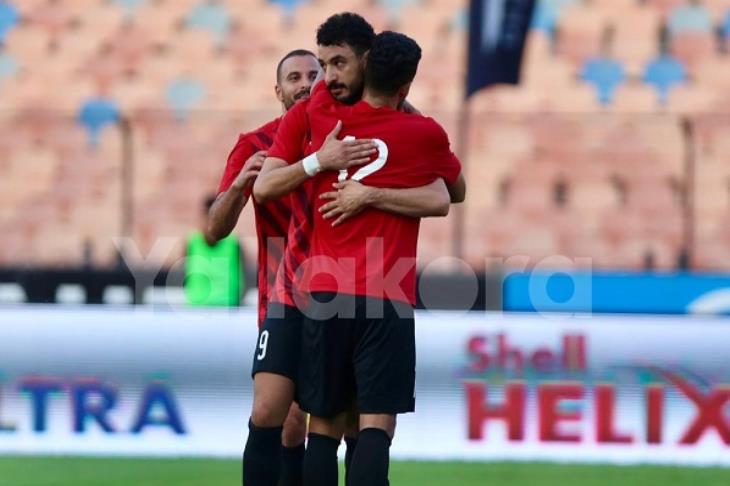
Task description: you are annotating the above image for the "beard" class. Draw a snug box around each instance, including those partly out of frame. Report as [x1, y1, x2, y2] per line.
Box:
[283, 88, 311, 110]
[328, 79, 364, 105]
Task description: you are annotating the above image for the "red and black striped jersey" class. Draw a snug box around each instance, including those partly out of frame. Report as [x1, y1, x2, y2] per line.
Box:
[218, 118, 291, 327]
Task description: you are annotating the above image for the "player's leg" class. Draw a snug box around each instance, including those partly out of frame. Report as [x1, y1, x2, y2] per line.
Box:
[298, 292, 357, 486]
[279, 402, 307, 486]
[244, 373, 294, 486]
[348, 297, 416, 486]
[302, 414, 346, 486]
[348, 414, 395, 486]
[244, 303, 303, 486]
[343, 409, 359, 486]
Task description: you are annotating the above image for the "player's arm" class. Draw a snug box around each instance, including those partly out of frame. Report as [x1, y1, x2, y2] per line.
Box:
[447, 172, 466, 203]
[253, 156, 309, 204]
[253, 121, 377, 204]
[207, 150, 266, 243]
[319, 178, 451, 227]
[206, 145, 266, 244]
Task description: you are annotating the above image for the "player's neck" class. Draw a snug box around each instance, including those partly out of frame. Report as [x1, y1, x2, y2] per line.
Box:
[362, 89, 400, 110]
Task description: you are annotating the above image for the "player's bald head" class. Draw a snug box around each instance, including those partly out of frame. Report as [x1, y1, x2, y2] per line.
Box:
[276, 49, 318, 84]
[275, 49, 321, 110]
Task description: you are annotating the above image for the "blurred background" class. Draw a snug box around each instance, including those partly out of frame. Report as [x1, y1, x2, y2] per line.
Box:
[1, 0, 730, 308]
[1, 0, 730, 484]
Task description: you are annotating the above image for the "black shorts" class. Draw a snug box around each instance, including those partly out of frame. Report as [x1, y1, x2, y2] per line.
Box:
[251, 302, 303, 382]
[298, 293, 416, 418]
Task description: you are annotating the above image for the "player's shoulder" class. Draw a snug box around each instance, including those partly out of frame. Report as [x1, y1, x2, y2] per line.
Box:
[238, 117, 281, 147]
[398, 113, 449, 139]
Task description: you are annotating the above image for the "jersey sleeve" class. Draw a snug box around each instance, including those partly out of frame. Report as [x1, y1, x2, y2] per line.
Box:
[424, 120, 462, 186]
[268, 100, 310, 164]
[217, 134, 257, 195]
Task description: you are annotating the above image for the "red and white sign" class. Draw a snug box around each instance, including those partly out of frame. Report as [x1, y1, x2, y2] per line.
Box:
[1, 306, 729, 465]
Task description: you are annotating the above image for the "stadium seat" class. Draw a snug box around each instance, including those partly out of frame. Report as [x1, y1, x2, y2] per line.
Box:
[185, 0, 232, 47]
[0, 1, 19, 43]
[643, 54, 688, 105]
[645, 0, 685, 16]
[555, 3, 604, 66]
[112, 0, 147, 20]
[580, 57, 626, 105]
[26, 0, 78, 46]
[377, 0, 422, 23]
[670, 31, 716, 71]
[612, 6, 661, 72]
[165, 76, 206, 120]
[269, 0, 308, 16]
[668, 1, 713, 34]
[612, 84, 657, 113]
[531, 0, 558, 36]
[77, 97, 121, 148]
[0, 50, 18, 85]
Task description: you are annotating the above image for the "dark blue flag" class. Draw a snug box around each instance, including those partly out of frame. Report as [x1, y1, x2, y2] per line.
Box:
[466, 0, 536, 98]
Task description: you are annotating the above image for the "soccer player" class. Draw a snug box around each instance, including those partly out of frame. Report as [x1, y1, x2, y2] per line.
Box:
[208, 49, 329, 486]
[251, 13, 463, 486]
[256, 28, 465, 486]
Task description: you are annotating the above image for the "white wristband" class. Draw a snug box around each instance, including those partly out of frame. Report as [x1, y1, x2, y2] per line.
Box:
[302, 152, 322, 177]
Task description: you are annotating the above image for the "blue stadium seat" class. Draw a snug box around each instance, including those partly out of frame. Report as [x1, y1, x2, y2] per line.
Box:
[668, 2, 712, 34]
[723, 10, 730, 39]
[112, 0, 146, 20]
[77, 97, 121, 148]
[185, 1, 231, 47]
[0, 1, 19, 43]
[581, 57, 626, 105]
[531, 0, 577, 37]
[166, 77, 205, 120]
[0, 48, 17, 74]
[377, 0, 421, 21]
[643, 55, 687, 105]
[451, 8, 468, 32]
[269, 0, 307, 15]
[531, 0, 559, 36]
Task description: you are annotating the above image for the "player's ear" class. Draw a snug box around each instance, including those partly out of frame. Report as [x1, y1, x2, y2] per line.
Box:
[361, 50, 369, 69]
[398, 82, 412, 102]
[274, 84, 284, 103]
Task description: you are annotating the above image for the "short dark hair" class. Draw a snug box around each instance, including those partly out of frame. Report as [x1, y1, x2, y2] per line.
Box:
[316, 12, 375, 56]
[365, 31, 422, 96]
[276, 49, 317, 83]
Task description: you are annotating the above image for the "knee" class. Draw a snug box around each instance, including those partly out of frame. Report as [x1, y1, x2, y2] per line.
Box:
[251, 398, 290, 427]
[250, 373, 295, 427]
[309, 414, 347, 440]
[282, 409, 307, 446]
[360, 414, 396, 440]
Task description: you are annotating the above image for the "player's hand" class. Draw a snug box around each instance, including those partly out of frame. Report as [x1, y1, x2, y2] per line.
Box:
[231, 150, 267, 191]
[317, 121, 378, 171]
[319, 180, 373, 227]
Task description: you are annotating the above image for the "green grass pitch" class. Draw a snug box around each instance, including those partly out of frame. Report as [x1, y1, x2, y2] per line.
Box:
[1, 456, 729, 485]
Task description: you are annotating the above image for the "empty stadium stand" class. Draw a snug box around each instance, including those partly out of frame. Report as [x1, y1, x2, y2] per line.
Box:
[0, 0, 728, 273]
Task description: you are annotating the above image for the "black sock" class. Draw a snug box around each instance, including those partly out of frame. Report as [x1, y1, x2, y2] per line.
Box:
[344, 436, 358, 486]
[348, 428, 391, 486]
[303, 433, 339, 486]
[278, 443, 305, 486]
[243, 419, 283, 486]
